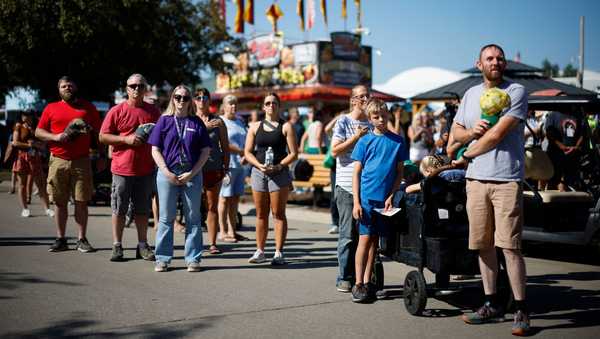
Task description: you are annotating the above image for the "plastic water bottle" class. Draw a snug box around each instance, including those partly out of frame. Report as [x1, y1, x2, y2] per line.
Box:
[265, 146, 274, 166]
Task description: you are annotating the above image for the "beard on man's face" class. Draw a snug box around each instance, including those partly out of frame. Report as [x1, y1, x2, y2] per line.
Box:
[60, 89, 76, 102]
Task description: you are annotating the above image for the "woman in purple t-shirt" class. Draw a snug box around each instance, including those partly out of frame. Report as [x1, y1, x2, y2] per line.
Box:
[148, 85, 211, 272]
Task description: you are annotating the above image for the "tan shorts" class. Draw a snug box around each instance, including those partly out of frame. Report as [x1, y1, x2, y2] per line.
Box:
[466, 179, 523, 250]
[47, 155, 93, 205]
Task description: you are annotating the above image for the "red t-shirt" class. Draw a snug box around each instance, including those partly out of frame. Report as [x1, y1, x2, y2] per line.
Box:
[37, 100, 101, 160]
[100, 101, 160, 176]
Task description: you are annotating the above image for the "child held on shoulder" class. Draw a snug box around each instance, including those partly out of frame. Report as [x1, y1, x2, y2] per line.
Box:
[350, 98, 408, 303]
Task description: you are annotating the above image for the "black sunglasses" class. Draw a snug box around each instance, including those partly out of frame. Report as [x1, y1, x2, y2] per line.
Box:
[195, 95, 210, 101]
[173, 95, 191, 102]
[127, 84, 146, 90]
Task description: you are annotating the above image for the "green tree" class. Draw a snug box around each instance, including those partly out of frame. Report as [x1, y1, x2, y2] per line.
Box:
[0, 0, 239, 103]
[541, 58, 560, 78]
[562, 63, 578, 77]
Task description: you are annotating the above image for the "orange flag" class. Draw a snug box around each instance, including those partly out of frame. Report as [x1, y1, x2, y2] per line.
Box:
[320, 0, 328, 27]
[234, 0, 244, 33]
[245, 0, 254, 24]
[342, 0, 347, 19]
[297, 0, 305, 31]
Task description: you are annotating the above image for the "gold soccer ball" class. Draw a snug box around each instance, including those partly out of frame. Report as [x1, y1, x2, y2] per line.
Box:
[480, 87, 511, 116]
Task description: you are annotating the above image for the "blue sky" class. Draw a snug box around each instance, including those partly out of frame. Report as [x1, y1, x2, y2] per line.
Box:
[224, 0, 600, 84]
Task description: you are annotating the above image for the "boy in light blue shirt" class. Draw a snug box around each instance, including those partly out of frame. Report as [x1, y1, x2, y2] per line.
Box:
[350, 98, 408, 303]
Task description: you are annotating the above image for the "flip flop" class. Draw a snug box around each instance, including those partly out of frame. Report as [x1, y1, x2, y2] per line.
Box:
[208, 245, 221, 255]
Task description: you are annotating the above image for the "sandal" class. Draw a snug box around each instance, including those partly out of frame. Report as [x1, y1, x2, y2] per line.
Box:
[208, 245, 221, 255]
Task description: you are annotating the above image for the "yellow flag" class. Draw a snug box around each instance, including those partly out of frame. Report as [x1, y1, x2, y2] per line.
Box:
[342, 0, 347, 19]
[320, 0, 328, 27]
[266, 3, 284, 27]
[245, 0, 254, 24]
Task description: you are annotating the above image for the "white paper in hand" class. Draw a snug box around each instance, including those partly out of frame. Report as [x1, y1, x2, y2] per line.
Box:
[374, 207, 402, 217]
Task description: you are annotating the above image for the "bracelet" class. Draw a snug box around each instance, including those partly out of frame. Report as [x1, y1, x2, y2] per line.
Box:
[462, 154, 474, 163]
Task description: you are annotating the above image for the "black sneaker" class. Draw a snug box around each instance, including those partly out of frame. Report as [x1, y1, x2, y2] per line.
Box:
[48, 238, 68, 252]
[76, 238, 96, 253]
[366, 282, 378, 301]
[136, 243, 155, 261]
[462, 302, 505, 324]
[110, 243, 125, 262]
[351, 283, 368, 303]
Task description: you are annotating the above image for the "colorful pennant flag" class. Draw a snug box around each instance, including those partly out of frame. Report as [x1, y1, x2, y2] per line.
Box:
[245, 0, 254, 24]
[234, 0, 244, 33]
[219, 0, 226, 21]
[342, 0, 347, 19]
[297, 0, 305, 31]
[265, 3, 284, 32]
[320, 0, 328, 27]
[307, 0, 315, 29]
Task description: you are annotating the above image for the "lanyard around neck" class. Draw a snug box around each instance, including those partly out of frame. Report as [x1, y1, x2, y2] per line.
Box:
[174, 116, 188, 141]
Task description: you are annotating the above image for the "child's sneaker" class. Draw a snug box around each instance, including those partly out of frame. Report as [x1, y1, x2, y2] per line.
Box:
[351, 283, 368, 303]
[462, 302, 504, 324]
[248, 249, 266, 264]
[45, 209, 55, 218]
[154, 261, 168, 272]
[21, 209, 31, 218]
[511, 310, 530, 336]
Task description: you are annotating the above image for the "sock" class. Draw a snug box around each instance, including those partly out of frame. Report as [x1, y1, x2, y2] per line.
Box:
[514, 299, 528, 313]
[113, 241, 122, 246]
[484, 294, 498, 308]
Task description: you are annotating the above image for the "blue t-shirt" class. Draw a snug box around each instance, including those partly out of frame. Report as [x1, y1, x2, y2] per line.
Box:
[148, 114, 212, 171]
[351, 131, 409, 203]
[222, 116, 247, 169]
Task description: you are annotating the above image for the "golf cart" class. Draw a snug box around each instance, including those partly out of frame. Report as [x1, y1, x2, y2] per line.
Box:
[521, 97, 600, 254]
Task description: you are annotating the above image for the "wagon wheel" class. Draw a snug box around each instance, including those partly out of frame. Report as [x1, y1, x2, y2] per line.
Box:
[403, 270, 427, 315]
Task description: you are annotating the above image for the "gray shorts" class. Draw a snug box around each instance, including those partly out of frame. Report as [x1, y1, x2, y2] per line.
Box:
[250, 167, 291, 193]
[111, 173, 154, 216]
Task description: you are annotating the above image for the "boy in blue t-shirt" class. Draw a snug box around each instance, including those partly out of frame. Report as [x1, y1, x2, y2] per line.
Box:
[350, 98, 408, 303]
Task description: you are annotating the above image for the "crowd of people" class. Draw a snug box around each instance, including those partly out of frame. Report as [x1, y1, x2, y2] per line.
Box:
[6, 43, 600, 337]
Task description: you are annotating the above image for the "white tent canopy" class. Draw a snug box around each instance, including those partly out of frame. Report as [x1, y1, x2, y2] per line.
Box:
[374, 66, 467, 99]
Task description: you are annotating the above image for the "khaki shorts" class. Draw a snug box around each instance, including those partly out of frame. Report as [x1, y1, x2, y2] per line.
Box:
[466, 179, 523, 250]
[47, 155, 93, 205]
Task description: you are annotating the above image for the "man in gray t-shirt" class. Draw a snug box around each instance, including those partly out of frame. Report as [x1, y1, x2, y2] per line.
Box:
[451, 44, 530, 335]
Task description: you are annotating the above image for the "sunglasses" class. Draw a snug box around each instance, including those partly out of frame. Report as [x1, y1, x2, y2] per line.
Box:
[195, 95, 210, 101]
[127, 84, 146, 91]
[264, 101, 278, 106]
[173, 95, 191, 102]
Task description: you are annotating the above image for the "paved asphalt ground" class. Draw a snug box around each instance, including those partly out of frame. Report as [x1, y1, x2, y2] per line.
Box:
[0, 182, 599, 339]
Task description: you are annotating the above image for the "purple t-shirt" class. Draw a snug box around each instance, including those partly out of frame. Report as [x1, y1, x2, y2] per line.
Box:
[148, 114, 212, 171]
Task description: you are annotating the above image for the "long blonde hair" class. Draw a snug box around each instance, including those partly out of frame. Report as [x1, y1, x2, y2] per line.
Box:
[163, 85, 196, 117]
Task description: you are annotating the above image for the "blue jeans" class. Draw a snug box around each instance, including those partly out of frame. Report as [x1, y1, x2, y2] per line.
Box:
[155, 170, 203, 264]
[335, 186, 357, 284]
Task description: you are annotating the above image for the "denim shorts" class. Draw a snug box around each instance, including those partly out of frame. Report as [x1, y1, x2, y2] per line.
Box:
[250, 167, 291, 193]
[358, 200, 387, 236]
[220, 168, 245, 197]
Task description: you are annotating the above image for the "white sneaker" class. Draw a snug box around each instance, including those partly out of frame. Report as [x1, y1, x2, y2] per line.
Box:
[328, 225, 339, 234]
[271, 251, 286, 265]
[45, 209, 55, 218]
[248, 249, 266, 264]
[21, 209, 31, 218]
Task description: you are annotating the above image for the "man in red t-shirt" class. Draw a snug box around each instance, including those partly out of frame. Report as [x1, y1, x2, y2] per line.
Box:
[36, 76, 105, 253]
[100, 74, 160, 262]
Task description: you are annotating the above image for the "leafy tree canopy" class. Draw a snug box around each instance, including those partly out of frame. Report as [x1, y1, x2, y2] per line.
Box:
[0, 0, 239, 103]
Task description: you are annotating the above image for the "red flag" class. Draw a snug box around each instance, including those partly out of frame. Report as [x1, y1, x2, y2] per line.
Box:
[219, 0, 226, 21]
[245, 0, 254, 24]
[234, 0, 244, 33]
[320, 0, 327, 27]
[297, 0, 305, 31]
[307, 0, 315, 29]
